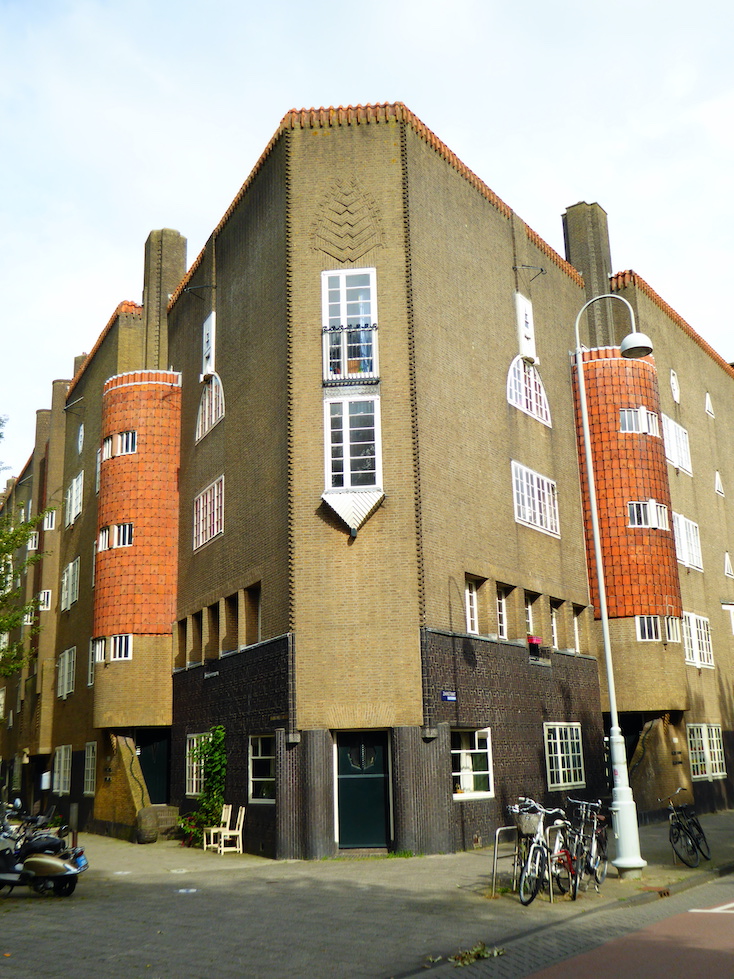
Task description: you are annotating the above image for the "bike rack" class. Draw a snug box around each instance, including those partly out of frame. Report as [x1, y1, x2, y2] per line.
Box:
[491, 824, 520, 898]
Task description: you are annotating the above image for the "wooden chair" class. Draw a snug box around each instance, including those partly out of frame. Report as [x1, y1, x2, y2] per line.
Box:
[218, 806, 245, 854]
[203, 804, 232, 852]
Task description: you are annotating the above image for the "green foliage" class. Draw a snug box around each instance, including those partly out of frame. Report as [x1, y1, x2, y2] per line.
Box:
[177, 726, 227, 847]
[0, 511, 48, 678]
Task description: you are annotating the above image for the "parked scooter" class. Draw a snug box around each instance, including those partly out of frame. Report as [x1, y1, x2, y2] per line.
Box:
[0, 802, 88, 896]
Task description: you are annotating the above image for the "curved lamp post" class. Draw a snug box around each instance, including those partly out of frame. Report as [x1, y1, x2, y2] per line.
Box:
[574, 293, 648, 877]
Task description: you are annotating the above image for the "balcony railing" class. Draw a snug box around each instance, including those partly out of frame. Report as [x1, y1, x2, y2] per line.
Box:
[322, 323, 379, 383]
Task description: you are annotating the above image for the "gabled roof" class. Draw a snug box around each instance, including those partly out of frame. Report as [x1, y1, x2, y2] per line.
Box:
[169, 101, 582, 308]
[65, 301, 142, 401]
[611, 270, 734, 380]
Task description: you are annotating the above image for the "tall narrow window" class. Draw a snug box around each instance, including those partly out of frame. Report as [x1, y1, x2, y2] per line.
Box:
[705, 392, 715, 417]
[550, 599, 562, 648]
[249, 735, 276, 803]
[84, 742, 97, 795]
[715, 471, 724, 496]
[465, 578, 479, 634]
[672, 512, 703, 570]
[326, 398, 381, 490]
[185, 734, 207, 796]
[496, 585, 509, 640]
[114, 523, 134, 547]
[322, 269, 378, 381]
[636, 615, 661, 641]
[57, 647, 76, 698]
[661, 415, 692, 474]
[64, 471, 84, 526]
[53, 745, 72, 795]
[196, 375, 225, 440]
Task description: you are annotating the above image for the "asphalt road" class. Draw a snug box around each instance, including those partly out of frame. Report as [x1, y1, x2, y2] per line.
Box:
[0, 814, 732, 979]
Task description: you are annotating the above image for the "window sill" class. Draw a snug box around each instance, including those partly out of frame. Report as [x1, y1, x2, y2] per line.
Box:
[453, 792, 494, 802]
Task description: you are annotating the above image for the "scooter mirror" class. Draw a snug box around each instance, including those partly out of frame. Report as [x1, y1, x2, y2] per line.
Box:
[13, 799, 21, 810]
[58, 825, 70, 839]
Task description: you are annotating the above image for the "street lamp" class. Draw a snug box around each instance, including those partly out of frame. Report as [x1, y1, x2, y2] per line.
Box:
[574, 293, 649, 878]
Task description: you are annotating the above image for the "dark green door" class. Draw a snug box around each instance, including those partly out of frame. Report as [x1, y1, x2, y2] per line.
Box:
[137, 731, 170, 804]
[337, 732, 390, 848]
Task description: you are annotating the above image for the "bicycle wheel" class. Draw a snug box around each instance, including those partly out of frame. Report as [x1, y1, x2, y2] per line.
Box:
[670, 822, 699, 867]
[519, 843, 546, 905]
[687, 816, 711, 860]
[593, 828, 608, 885]
[549, 850, 571, 895]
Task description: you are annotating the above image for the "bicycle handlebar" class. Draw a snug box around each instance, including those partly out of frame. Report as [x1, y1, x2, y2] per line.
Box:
[656, 786, 687, 804]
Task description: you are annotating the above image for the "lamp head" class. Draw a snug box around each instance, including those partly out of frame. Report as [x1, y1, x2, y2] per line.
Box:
[620, 331, 653, 359]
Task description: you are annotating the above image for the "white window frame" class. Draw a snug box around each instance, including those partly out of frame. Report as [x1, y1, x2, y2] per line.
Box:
[682, 612, 714, 668]
[53, 745, 72, 795]
[27, 531, 38, 551]
[325, 397, 382, 491]
[249, 734, 276, 804]
[496, 585, 509, 640]
[114, 523, 134, 547]
[511, 461, 560, 537]
[64, 471, 84, 527]
[465, 578, 479, 635]
[687, 723, 726, 780]
[38, 589, 52, 612]
[664, 616, 681, 643]
[726, 552, 734, 579]
[715, 471, 724, 497]
[87, 640, 96, 685]
[185, 733, 207, 797]
[619, 405, 659, 436]
[193, 476, 225, 550]
[111, 634, 132, 661]
[544, 722, 585, 790]
[43, 510, 56, 532]
[57, 647, 76, 699]
[102, 436, 113, 461]
[627, 500, 669, 530]
[636, 615, 661, 641]
[661, 414, 692, 474]
[705, 392, 715, 418]
[507, 356, 551, 426]
[98, 526, 110, 551]
[195, 374, 225, 441]
[95, 448, 102, 493]
[117, 430, 137, 455]
[451, 728, 494, 799]
[84, 742, 97, 796]
[60, 557, 80, 611]
[321, 268, 379, 382]
[92, 637, 106, 663]
[670, 369, 681, 403]
[672, 512, 703, 571]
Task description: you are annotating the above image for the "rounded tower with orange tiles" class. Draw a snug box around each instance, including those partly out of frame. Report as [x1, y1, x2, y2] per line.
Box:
[93, 370, 181, 728]
[573, 347, 681, 622]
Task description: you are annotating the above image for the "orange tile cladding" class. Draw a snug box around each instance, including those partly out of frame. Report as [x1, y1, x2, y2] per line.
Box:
[94, 372, 181, 636]
[573, 349, 681, 620]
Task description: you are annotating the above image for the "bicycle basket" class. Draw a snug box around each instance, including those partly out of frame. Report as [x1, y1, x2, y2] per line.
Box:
[511, 808, 542, 837]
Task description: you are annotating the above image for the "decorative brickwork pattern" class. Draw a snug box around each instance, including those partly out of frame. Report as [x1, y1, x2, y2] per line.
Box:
[573, 348, 682, 619]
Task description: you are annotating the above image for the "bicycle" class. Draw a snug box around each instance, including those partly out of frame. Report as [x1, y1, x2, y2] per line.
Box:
[567, 797, 608, 890]
[508, 797, 580, 905]
[658, 787, 710, 866]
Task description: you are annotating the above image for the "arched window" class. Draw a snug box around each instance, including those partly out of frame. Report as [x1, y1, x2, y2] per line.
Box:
[196, 374, 225, 441]
[507, 356, 551, 426]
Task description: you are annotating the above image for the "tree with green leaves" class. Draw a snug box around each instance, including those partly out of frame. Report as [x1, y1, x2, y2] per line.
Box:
[0, 417, 45, 677]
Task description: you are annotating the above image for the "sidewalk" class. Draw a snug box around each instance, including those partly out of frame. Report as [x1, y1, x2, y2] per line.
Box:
[65, 809, 734, 979]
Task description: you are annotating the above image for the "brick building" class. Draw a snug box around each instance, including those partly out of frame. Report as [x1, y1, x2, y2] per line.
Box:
[2, 103, 732, 855]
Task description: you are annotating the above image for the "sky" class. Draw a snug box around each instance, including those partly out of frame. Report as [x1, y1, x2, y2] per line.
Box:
[1, 0, 732, 477]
